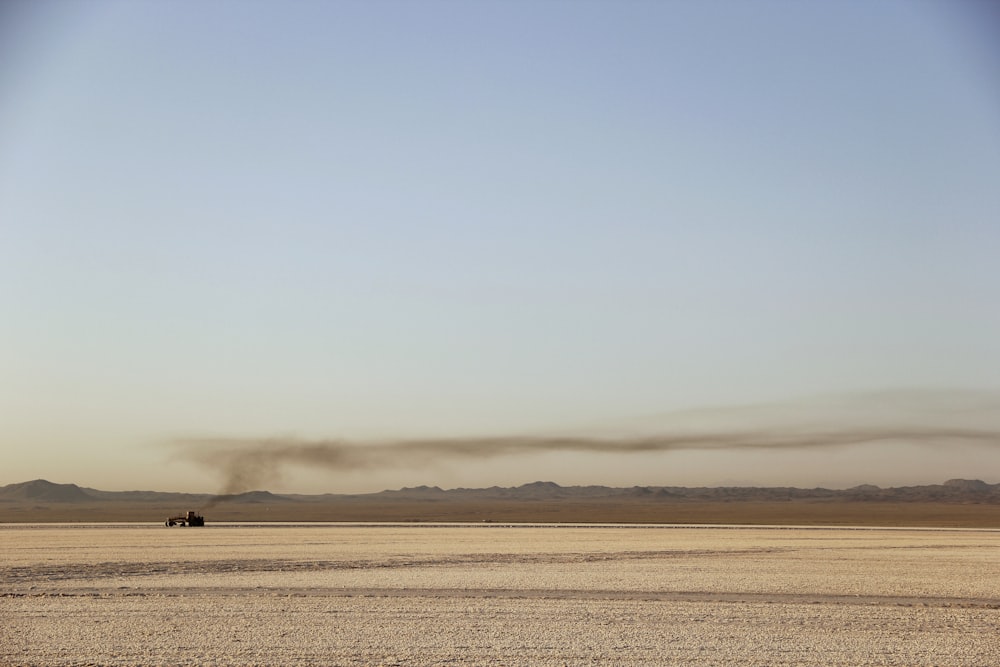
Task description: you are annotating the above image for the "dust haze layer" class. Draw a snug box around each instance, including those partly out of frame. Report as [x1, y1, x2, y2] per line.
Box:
[167, 390, 1000, 499]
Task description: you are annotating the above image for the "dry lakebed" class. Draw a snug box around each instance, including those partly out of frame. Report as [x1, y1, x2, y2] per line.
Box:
[2, 523, 999, 665]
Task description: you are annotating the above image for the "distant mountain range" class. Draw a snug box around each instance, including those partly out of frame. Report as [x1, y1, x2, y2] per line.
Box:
[3, 477, 1000, 505]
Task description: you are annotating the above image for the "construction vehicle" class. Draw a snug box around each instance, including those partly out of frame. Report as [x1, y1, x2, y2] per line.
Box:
[165, 510, 205, 527]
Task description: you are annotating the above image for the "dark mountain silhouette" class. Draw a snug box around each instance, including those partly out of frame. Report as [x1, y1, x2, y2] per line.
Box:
[1, 478, 998, 505]
[81, 487, 209, 504]
[0, 479, 96, 503]
[942, 478, 992, 492]
[209, 490, 297, 504]
[373, 479, 1000, 503]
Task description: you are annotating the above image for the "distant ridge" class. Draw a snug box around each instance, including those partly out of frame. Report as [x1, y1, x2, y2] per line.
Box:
[363, 479, 1000, 503]
[208, 490, 298, 504]
[0, 479, 96, 503]
[2, 478, 999, 505]
[942, 478, 992, 492]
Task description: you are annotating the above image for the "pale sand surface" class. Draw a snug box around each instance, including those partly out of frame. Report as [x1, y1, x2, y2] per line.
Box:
[2, 524, 999, 665]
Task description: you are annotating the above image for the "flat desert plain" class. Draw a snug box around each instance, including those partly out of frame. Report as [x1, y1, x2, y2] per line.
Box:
[2, 524, 999, 666]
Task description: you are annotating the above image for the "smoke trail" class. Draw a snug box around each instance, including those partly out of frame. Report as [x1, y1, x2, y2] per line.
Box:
[164, 390, 1000, 502]
[171, 420, 1000, 502]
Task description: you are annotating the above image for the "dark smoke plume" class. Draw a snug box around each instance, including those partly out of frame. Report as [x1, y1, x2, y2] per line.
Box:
[174, 418, 1000, 506]
[169, 389, 1000, 503]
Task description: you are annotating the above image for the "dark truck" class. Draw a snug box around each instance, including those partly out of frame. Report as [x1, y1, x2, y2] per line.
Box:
[165, 511, 205, 527]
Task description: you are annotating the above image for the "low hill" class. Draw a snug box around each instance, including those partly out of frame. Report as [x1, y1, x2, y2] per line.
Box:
[207, 490, 299, 504]
[2, 478, 999, 526]
[4, 478, 1000, 505]
[0, 479, 96, 503]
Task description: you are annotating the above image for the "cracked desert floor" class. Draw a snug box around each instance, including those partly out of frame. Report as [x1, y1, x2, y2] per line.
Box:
[2, 523, 999, 666]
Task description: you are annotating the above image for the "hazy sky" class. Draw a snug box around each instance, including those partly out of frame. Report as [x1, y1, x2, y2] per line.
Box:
[2, 0, 999, 494]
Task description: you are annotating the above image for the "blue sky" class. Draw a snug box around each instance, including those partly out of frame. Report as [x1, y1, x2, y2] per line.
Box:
[2, 0, 999, 493]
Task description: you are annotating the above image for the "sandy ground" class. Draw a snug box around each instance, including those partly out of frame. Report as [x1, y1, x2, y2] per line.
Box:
[2, 524, 999, 666]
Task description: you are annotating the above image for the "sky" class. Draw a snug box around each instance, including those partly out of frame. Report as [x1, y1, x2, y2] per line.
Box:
[2, 0, 999, 494]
